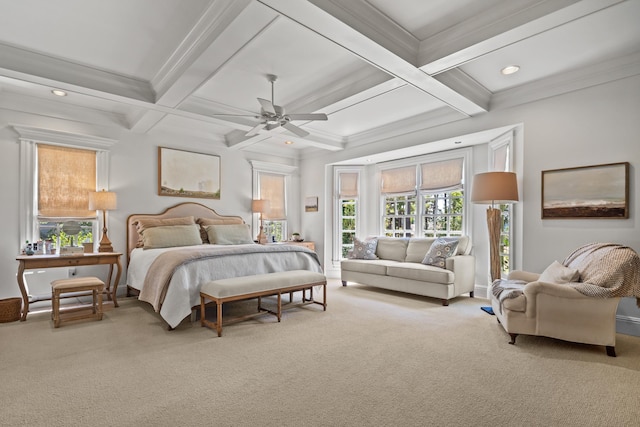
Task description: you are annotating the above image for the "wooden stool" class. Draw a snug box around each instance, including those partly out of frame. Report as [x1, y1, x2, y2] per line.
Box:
[51, 277, 104, 328]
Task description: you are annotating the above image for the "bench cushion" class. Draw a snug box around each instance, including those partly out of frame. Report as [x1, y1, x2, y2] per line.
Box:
[201, 270, 326, 299]
[51, 277, 104, 291]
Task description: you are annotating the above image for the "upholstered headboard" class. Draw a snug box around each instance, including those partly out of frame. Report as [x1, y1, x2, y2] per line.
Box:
[126, 202, 244, 261]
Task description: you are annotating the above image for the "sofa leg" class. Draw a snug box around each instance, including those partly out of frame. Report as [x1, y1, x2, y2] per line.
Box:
[508, 333, 517, 345]
[341, 280, 347, 286]
[441, 299, 449, 306]
[469, 291, 474, 298]
[606, 346, 616, 357]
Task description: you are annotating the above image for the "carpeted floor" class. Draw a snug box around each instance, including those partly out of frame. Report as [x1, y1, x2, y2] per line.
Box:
[1, 280, 639, 426]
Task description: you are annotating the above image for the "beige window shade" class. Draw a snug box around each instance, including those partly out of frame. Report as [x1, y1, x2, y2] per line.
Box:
[339, 172, 358, 198]
[260, 172, 286, 220]
[492, 144, 509, 172]
[420, 158, 464, 192]
[381, 166, 416, 195]
[38, 144, 97, 220]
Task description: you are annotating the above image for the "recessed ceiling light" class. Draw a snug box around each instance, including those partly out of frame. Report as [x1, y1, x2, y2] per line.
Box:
[284, 140, 294, 145]
[51, 89, 67, 97]
[501, 65, 520, 75]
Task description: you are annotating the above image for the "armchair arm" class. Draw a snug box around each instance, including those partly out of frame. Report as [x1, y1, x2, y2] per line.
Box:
[523, 281, 590, 299]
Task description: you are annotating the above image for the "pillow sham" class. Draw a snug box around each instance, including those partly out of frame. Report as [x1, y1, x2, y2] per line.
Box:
[196, 217, 243, 243]
[134, 216, 196, 248]
[205, 224, 254, 245]
[141, 224, 202, 249]
[422, 238, 459, 268]
[538, 260, 580, 284]
[347, 237, 378, 260]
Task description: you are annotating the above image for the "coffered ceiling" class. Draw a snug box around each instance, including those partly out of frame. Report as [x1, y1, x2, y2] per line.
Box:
[0, 0, 638, 158]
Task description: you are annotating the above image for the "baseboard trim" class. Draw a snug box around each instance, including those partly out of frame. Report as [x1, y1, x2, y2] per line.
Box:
[616, 314, 640, 337]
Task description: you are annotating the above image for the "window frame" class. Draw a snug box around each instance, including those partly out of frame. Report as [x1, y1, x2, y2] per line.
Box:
[377, 148, 472, 238]
[16, 126, 115, 251]
[251, 160, 296, 243]
[333, 167, 362, 260]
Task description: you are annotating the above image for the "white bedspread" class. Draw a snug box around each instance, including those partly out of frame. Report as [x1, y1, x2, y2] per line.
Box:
[127, 244, 323, 328]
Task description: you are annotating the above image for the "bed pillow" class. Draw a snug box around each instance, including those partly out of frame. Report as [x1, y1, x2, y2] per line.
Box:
[538, 260, 580, 284]
[134, 216, 196, 247]
[422, 237, 459, 268]
[141, 224, 203, 249]
[205, 224, 254, 245]
[347, 237, 379, 260]
[197, 217, 244, 243]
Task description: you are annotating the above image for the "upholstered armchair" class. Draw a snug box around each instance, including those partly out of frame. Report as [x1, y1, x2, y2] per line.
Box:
[490, 243, 640, 357]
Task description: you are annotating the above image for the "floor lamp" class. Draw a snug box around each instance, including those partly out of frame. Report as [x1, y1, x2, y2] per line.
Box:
[471, 172, 519, 283]
[252, 199, 269, 244]
[89, 189, 117, 253]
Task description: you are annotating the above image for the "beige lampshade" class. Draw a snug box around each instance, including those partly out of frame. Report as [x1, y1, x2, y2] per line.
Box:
[88, 190, 117, 211]
[252, 199, 269, 213]
[471, 172, 519, 204]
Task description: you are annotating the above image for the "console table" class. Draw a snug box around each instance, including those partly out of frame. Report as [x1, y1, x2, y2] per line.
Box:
[15, 252, 122, 321]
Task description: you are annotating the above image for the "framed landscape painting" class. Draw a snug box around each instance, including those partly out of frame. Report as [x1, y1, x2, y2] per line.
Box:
[158, 147, 221, 199]
[541, 162, 629, 219]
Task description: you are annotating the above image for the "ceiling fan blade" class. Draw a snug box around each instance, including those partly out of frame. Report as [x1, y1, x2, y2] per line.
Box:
[265, 122, 280, 131]
[282, 122, 309, 137]
[286, 113, 328, 121]
[246, 122, 265, 136]
[257, 98, 276, 115]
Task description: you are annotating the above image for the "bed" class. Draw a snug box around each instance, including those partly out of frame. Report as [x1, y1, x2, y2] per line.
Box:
[126, 202, 323, 328]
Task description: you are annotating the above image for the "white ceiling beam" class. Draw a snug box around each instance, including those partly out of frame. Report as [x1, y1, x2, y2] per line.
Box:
[420, 0, 623, 74]
[258, 0, 486, 116]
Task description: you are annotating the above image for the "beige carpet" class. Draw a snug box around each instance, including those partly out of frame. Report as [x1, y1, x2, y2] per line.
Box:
[1, 280, 639, 426]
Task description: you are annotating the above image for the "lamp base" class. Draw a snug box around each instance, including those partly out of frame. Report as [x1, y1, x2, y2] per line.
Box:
[487, 207, 502, 283]
[98, 232, 114, 253]
[256, 225, 268, 245]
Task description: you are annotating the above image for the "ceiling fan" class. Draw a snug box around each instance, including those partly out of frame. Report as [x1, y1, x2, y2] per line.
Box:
[238, 74, 328, 138]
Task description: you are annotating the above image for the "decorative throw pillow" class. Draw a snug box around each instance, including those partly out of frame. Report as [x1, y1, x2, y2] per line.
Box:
[205, 224, 254, 245]
[422, 238, 459, 268]
[538, 260, 580, 284]
[348, 237, 378, 260]
[142, 224, 203, 249]
[196, 217, 243, 243]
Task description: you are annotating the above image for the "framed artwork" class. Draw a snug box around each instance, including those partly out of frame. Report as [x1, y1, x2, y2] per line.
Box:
[541, 162, 629, 219]
[158, 147, 221, 199]
[305, 196, 318, 212]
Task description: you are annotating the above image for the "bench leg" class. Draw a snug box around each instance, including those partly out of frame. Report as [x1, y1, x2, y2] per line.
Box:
[277, 293, 282, 322]
[200, 295, 206, 327]
[96, 289, 103, 320]
[216, 301, 223, 337]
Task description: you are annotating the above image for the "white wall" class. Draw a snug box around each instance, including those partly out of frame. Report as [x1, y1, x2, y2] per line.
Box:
[301, 74, 640, 334]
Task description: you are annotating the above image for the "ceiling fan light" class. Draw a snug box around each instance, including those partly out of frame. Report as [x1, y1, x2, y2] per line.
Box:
[501, 65, 520, 75]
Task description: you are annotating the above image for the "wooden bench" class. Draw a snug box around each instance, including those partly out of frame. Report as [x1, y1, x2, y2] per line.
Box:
[200, 270, 326, 336]
[51, 276, 104, 328]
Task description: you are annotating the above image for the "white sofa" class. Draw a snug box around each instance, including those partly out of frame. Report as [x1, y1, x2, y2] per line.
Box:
[341, 236, 475, 306]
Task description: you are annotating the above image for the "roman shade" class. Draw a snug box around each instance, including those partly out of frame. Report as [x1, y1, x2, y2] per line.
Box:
[260, 172, 286, 220]
[420, 158, 464, 192]
[37, 144, 97, 220]
[381, 166, 416, 195]
[339, 172, 358, 198]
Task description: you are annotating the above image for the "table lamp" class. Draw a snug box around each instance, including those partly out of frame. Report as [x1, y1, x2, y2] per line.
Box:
[89, 189, 117, 252]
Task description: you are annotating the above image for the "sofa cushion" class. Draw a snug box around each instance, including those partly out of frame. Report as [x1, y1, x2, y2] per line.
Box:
[387, 263, 454, 284]
[405, 238, 434, 263]
[502, 294, 526, 312]
[348, 237, 379, 260]
[422, 238, 459, 268]
[340, 259, 400, 275]
[375, 237, 409, 262]
[456, 236, 471, 255]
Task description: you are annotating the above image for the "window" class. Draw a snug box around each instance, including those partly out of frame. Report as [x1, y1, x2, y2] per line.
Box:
[37, 144, 97, 249]
[336, 171, 359, 258]
[381, 165, 417, 237]
[251, 161, 296, 243]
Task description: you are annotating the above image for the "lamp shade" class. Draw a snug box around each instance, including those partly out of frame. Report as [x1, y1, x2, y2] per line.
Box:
[252, 199, 269, 213]
[89, 190, 117, 211]
[471, 172, 519, 204]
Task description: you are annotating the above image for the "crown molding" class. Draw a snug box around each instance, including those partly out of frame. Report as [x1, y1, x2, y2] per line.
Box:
[12, 125, 118, 149]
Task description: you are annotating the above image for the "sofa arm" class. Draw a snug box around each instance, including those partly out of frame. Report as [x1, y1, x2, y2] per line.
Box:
[523, 281, 589, 299]
[508, 270, 540, 282]
[446, 255, 476, 294]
